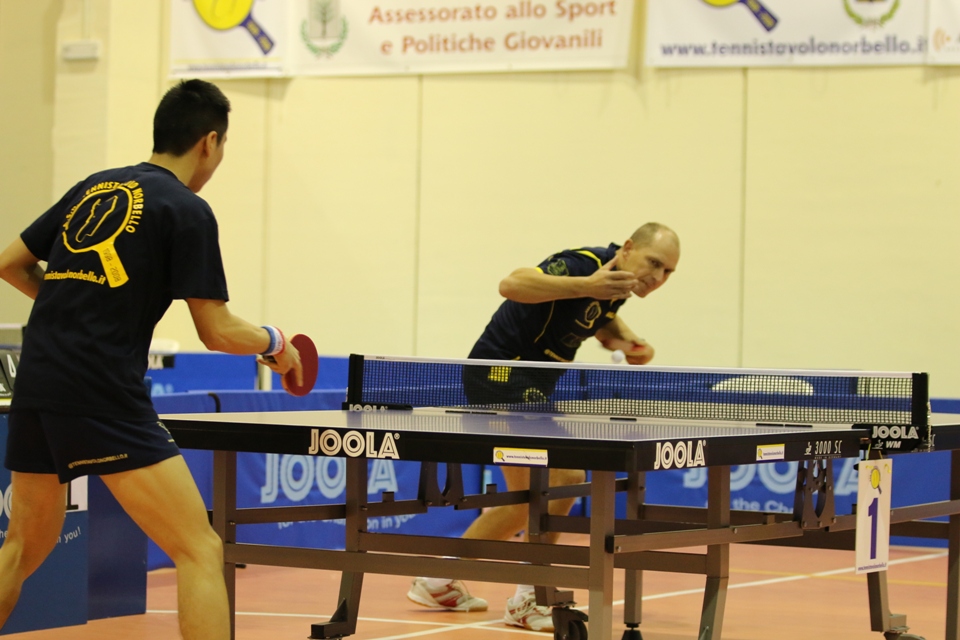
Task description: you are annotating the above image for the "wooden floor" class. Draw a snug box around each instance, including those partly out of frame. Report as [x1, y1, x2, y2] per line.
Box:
[3, 539, 951, 640]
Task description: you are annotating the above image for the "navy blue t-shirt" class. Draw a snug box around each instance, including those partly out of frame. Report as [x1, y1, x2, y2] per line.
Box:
[12, 162, 229, 420]
[469, 244, 626, 363]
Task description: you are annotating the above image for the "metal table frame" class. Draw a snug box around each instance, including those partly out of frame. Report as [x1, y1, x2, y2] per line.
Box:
[161, 411, 960, 640]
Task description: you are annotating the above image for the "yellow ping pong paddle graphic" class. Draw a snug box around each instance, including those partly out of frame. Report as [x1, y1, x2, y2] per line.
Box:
[193, 0, 275, 54]
[701, 0, 778, 31]
[62, 186, 138, 288]
[870, 466, 882, 494]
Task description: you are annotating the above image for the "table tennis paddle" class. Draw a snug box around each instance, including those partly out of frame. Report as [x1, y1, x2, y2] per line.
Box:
[700, 0, 778, 31]
[192, 0, 275, 53]
[285, 334, 318, 396]
[264, 334, 318, 397]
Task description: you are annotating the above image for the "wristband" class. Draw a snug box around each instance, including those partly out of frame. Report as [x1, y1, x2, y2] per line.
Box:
[260, 326, 286, 357]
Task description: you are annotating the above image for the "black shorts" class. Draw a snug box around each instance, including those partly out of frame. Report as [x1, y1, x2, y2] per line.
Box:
[5, 409, 181, 483]
[462, 363, 564, 405]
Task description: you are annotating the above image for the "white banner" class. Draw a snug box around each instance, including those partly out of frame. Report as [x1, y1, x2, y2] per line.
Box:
[645, 0, 928, 68]
[855, 458, 892, 575]
[171, 0, 636, 78]
[928, 0, 960, 64]
[171, 1, 288, 78]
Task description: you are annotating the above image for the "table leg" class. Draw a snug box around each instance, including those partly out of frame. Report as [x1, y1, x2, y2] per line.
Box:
[947, 449, 960, 640]
[531, 467, 577, 607]
[589, 470, 616, 640]
[212, 450, 238, 640]
[310, 457, 367, 639]
[699, 466, 730, 640]
[623, 471, 645, 631]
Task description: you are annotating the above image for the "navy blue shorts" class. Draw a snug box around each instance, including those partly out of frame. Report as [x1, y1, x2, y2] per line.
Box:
[5, 409, 181, 483]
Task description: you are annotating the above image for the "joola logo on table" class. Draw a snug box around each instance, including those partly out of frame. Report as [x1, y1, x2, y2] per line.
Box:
[309, 429, 400, 459]
[347, 404, 388, 412]
[653, 439, 706, 470]
[872, 425, 919, 440]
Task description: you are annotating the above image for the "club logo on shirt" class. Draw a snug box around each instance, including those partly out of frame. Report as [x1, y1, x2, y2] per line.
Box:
[575, 301, 602, 329]
[546, 260, 569, 276]
[56, 181, 145, 288]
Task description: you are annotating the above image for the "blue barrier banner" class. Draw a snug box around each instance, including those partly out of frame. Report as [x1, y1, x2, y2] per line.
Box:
[214, 389, 346, 413]
[149, 353, 258, 396]
[272, 356, 348, 393]
[152, 392, 219, 415]
[237, 455, 482, 548]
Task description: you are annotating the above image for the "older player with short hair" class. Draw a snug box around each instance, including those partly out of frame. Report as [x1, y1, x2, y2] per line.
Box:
[407, 223, 680, 632]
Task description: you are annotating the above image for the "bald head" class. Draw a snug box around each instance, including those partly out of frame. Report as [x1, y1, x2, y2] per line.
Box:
[630, 222, 679, 250]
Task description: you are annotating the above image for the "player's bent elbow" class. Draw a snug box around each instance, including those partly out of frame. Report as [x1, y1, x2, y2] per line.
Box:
[498, 277, 519, 300]
[0, 261, 21, 286]
[195, 328, 228, 354]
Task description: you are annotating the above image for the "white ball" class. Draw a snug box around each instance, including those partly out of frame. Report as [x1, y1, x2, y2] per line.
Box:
[611, 349, 625, 364]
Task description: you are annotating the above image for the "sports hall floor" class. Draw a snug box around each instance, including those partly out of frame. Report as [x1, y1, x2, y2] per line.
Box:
[3, 535, 950, 640]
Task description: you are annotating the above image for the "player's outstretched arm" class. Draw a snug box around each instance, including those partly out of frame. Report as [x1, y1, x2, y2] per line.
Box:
[595, 316, 654, 365]
[0, 238, 44, 300]
[186, 298, 302, 379]
[499, 256, 638, 304]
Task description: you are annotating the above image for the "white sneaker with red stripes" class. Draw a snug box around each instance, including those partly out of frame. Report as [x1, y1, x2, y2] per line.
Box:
[406, 578, 488, 612]
[503, 591, 555, 632]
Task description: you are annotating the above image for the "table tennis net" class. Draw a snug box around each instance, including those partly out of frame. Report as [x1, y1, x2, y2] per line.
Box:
[346, 355, 928, 426]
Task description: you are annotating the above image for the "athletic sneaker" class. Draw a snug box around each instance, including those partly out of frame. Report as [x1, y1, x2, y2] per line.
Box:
[406, 578, 488, 612]
[503, 591, 555, 632]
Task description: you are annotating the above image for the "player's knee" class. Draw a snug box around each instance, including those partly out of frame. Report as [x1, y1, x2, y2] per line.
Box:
[168, 525, 223, 569]
[481, 504, 527, 540]
[0, 538, 25, 575]
[500, 504, 529, 534]
[2, 528, 59, 579]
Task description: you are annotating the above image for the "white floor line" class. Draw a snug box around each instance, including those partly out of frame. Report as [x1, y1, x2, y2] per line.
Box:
[147, 550, 949, 638]
[359, 620, 543, 640]
[153, 609, 546, 638]
[598, 550, 949, 609]
[146, 609, 488, 628]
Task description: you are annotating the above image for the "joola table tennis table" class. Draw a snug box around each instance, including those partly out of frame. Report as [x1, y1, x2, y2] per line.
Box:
[162, 355, 960, 640]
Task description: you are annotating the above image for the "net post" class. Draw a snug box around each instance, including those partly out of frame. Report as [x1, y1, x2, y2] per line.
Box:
[345, 354, 365, 406]
[911, 373, 929, 427]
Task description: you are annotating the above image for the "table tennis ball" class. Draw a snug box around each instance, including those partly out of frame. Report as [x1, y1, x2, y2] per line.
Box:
[611, 349, 625, 364]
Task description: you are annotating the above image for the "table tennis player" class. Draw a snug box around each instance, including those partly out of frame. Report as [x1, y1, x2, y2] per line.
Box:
[0, 79, 301, 640]
[406, 222, 680, 632]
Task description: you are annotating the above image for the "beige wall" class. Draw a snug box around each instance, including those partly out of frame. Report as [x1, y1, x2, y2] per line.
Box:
[2, 0, 959, 396]
[0, 0, 59, 323]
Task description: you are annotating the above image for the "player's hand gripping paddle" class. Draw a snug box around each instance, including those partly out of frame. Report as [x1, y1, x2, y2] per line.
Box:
[264, 334, 318, 397]
[701, 0, 778, 31]
[192, 0, 275, 53]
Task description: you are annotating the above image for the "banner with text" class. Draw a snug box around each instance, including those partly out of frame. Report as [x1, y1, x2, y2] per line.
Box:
[928, 0, 960, 64]
[171, 0, 636, 78]
[646, 0, 928, 68]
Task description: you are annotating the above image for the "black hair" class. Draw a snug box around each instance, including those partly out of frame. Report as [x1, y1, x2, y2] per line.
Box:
[152, 79, 231, 156]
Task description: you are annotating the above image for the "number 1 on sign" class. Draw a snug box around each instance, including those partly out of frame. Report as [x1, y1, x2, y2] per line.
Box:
[867, 496, 879, 559]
